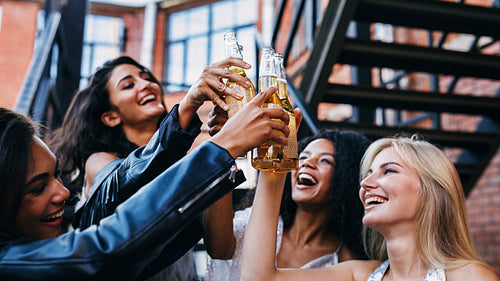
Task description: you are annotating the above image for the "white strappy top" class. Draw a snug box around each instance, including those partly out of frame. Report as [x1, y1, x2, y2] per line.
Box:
[367, 260, 446, 281]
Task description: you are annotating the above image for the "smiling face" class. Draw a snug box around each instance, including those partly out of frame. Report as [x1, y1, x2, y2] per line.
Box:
[104, 63, 165, 128]
[291, 138, 335, 208]
[359, 147, 421, 233]
[14, 137, 70, 240]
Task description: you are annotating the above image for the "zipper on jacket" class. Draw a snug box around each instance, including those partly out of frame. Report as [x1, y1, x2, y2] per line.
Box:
[177, 165, 239, 214]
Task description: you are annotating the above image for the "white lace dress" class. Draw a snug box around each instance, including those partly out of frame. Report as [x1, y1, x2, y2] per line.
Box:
[205, 207, 340, 281]
[366, 260, 446, 281]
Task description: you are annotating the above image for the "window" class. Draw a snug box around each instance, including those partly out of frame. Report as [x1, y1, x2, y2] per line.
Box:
[80, 15, 124, 87]
[164, 0, 257, 93]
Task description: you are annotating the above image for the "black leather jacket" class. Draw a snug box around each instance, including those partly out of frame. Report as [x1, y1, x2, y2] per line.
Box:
[0, 141, 245, 281]
[74, 104, 202, 229]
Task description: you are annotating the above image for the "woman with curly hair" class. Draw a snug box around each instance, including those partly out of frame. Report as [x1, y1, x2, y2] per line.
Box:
[205, 129, 370, 281]
[240, 135, 499, 281]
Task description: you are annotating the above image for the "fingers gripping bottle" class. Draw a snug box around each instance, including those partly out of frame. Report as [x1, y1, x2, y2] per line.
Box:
[223, 31, 256, 118]
[274, 53, 298, 172]
[251, 48, 284, 171]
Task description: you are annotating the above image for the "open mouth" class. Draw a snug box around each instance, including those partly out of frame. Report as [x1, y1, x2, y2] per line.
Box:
[40, 210, 64, 223]
[364, 196, 388, 207]
[297, 173, 318, 186]
[139, 95, 157, 105]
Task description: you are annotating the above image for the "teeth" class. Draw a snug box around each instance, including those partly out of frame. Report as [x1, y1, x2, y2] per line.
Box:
[140, 95, 156, 105]
[298, 173, 317, 185]
[42, 210, 64, 221]
[365, 197, 387, 206]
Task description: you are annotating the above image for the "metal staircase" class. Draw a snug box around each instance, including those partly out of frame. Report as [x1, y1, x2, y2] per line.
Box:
[273, 0, 500, 195]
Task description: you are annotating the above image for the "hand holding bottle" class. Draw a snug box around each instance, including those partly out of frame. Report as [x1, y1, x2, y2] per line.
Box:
[180, 57, 253, 113]
[210, 86, 290, 159]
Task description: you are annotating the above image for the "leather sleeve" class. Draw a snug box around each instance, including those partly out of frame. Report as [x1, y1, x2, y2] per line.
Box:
[74, 104, 202, 229]
[0, 141, 245, 281]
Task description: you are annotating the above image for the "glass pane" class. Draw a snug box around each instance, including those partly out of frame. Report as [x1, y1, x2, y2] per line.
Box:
[236, 0, 257, 25]
[169, 12, 187, 41]
[237, 28, 257, 82]
[91, 46, 120, 72]
[186, 36, 208, 84]
[210, 31, 226, 63]
[189, 6, 209, 36]
[167, 42, 185, 86]
[212, 0, 234, 31]
[80, 45, 92, 78]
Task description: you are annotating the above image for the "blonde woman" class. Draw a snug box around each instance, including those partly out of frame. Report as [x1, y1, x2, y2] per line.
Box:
[241, 136, 499, 281]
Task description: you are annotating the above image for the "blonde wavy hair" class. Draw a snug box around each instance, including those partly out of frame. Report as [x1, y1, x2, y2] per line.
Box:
[360, 135, 478, 269]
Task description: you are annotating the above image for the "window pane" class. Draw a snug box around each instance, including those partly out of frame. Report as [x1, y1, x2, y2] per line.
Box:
[168, 42, 185, 86]
[211, 31, 226, 62]
[186, 36, 208, 84]
[189, 6, 209, 36]
[236, 0, 257, 26]
[237, 28, 257, 82]
[212, 1, 234, 31]
[169, 12, 187, 41]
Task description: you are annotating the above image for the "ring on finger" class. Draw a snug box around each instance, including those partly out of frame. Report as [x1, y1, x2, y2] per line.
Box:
[222, 85, 227, 94]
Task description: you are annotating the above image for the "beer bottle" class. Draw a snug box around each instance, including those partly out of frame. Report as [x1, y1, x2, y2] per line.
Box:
[223, 31, 256, 118]
[274, 53, 298, 172]
[251, 47, 284, 171]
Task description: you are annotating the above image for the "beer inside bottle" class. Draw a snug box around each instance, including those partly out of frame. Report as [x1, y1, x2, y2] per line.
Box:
[251, 74, 284, 171]
[226, 66, 256, 118]
[275, 78, 299, 172]
[224, 31, 256, 118]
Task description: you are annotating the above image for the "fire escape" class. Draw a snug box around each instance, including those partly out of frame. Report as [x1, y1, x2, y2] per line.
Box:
[273, 0, 500, 196]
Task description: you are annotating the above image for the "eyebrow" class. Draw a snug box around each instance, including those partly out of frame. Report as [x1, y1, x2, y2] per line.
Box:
[116, 75, 133, 88]
[116, 70, 150, 88]
[24, 159, 59, 187]
[380, 161, 403, 168]
[300, 150, 334, 157]
[24, 173, 49, 187]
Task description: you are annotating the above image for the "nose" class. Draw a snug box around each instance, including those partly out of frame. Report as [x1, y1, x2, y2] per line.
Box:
[51, 179, 70, 206]
[360, 172, 377, 191]
[139, 78, 152, 91]
[299, 156, 316, 169]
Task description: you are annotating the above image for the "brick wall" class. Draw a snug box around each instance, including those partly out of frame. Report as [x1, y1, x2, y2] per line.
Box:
[0, 0, 41, 108]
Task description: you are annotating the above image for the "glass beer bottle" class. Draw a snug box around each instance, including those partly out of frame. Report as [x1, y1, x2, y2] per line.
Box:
[223, 31, 256, 118]
[251, 47, 284, 171]
[274, 53, 298, 172]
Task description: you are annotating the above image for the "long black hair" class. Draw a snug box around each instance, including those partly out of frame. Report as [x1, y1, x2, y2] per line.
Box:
[49, 56, 166, 186]
[0, 108, 38, 234]
[280, 129, 371, 259]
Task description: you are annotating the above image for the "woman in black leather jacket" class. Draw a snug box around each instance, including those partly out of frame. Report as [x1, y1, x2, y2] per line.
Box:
[49, 56, 255, 279]
[0, 88, 290, 280]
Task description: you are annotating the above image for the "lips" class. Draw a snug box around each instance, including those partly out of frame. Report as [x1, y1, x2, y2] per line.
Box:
[297, 172, 318, 186]
[364, 194, 388, 207]
[40, 209, 64, 223]
[139, 94, 157, 105]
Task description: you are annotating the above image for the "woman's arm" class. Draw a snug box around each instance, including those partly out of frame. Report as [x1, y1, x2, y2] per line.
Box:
[178, 57, 253, 130]
[239, 171, 364, 281]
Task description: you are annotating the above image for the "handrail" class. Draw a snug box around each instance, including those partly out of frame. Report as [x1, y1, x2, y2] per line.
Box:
[15, 12, 61, 117]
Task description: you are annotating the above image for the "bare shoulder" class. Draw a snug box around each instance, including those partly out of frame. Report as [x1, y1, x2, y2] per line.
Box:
[86, 152, 119, 171]
[338, 260, 383, 281]
[84, 152, 118, 192]
[447, 262, 499, 281]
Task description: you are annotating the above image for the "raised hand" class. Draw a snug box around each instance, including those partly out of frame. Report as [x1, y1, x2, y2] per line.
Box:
[210, 86, 290, 159]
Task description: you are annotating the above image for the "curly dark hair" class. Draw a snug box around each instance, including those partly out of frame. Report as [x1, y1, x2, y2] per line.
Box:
[279, 129, 371, 259]
[48, 56, 166, 186]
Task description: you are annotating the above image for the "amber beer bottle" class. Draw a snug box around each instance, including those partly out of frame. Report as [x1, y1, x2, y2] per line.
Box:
[251, 48, 284, 171]
[274, 53, 298, 172]
[223, 31, 256, 118]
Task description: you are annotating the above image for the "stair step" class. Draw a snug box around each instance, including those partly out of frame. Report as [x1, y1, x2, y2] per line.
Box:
[324, 84, 500, 122]
[354, 0, 500, 37]
[337, 38, 500, 80]
[317, 121, 496, 153]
